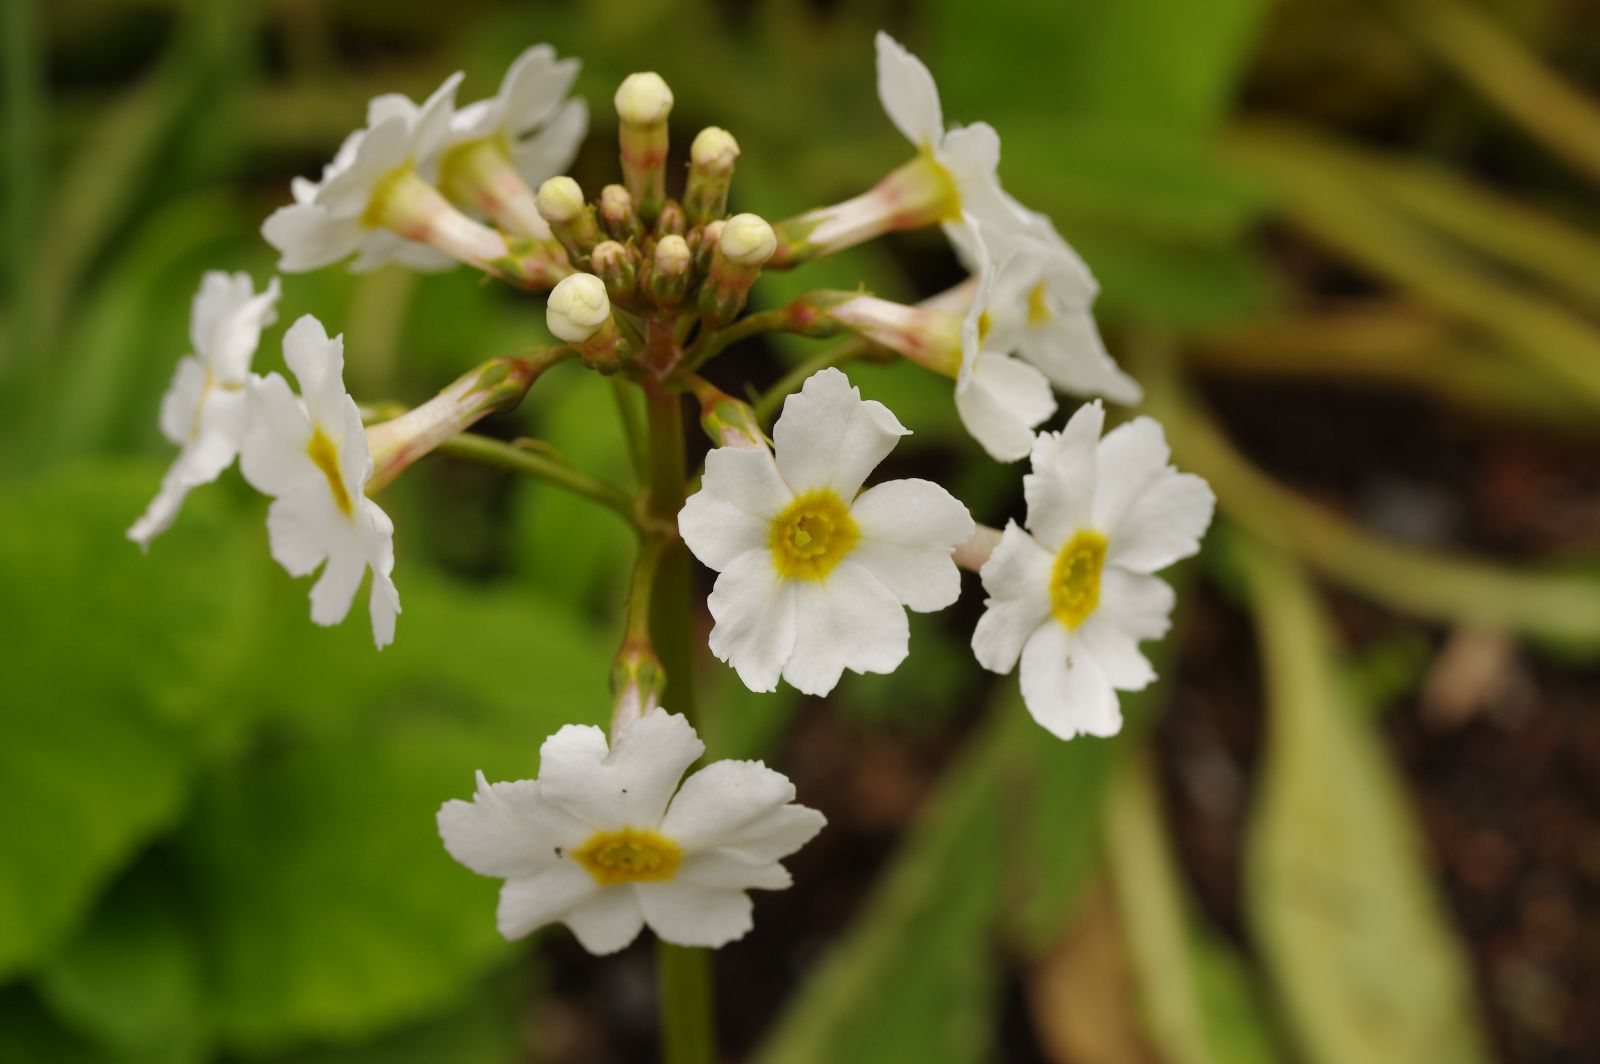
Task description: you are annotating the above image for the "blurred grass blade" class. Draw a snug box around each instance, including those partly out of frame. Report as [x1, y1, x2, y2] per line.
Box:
[1191, 305, 1593, 428]
[753, 710, 1013, 1064]
[2, 0, 42, 393]
[1152, 369, 1600, 646]
[1380, 0, 1600, 188]
[1236, 535, 1491, 1064]
[1225, 128, 1600, 410]
[1233, 122, 1600, 313]
[1105, 756, 1280, 1064]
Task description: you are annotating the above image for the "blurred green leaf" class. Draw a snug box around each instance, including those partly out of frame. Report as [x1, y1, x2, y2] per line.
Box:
[1105, 757, 1280, 1064]
[0, 989, 103, 1064]
[265, 977, 522, 1064]
[930, 0, 1270, 137]
[1237, 536, 1491, 1064]
[35, 862, 206, 1064]
[754, 710, 1012, 1064]
[0, 462, 257, 981]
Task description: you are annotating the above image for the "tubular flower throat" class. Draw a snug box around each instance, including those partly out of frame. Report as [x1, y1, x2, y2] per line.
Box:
[769, 490, 859, 580]
[572, 826, 684, 886]
[307, 428, 354, 516]
[1050, 529, 1107, 628]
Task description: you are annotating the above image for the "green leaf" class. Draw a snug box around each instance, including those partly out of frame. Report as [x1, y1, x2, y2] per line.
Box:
[0, 462, 255, 981]
[753, 710, 1012, 1064]
[1237, 538, 1492, 1064]
[1104, 757, 1281, 1064]
[35, 862, 206, 1064]
[179, 572, 612, 1052]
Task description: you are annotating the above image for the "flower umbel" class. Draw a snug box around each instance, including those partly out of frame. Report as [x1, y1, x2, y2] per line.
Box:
[128, 272, 280, 548]
[972, 402, 1215, 738]
[437, 709, 825, 954]
[679, 368, 975, 695]
[240, 315, 402, 649]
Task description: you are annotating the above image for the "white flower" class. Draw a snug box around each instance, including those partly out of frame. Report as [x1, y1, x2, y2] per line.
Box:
[955, 207, 1141, 407]
[973, 402, 1213, 739]
[128, 272, 280, 548]
[952, 222, 1057, 462]
[442, 44, 588, 194]
[262, 74, 468, 274]
[240, 315, 401, 649]
[874, 32, 1018, 251]
[679, 368, 975, 696]
[437, 709, 825, 954]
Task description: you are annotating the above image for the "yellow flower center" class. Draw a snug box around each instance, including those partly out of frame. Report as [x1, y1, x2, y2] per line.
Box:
[770, 490, 859, 581]
[977, 309, 993, 346]
[306, 428, 354, 517]
[362, 165, 414, 229]
[1050, 530, 1107, 628]
[571, 827, 683, 886]
[1027, 282, 1054, 326]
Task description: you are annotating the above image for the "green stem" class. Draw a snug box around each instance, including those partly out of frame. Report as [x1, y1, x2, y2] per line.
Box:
[437, 433, 639, 528]
[754, 338, 871, 424]
[611, 375, 649, 480]
[684, 306, 795, 371]
[657, 944, 716, 1064]
[641, 383, 716, 1064]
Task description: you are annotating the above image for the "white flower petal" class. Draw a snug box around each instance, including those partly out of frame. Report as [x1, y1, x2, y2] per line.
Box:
[241, 373, 312, 496]
[1020, 313, 1142, 405]
[496, 862, 602, 941]
[1097, 569, 1176, 643]
[309, 546, 366, 627]
[361, 500, 401, 649]
[848, 478, 974, 611]
[674, 853, 793, 891]
[1105, 469, 1215, 574]
[349, 229, 457, 274]
[637, 882, 754, 949]
[261, 202, 367, 273]
[874, 32, 943, 149]
[191, 272, 280, 382]
[263, 490, 336, 578]
[660, 760, 796, 852]
[1018, 621, 1122, 740]
[562, 884, 647, 955]
[502, 45, 580, 138]
[706, 551, 798, 694]
[156, 356, 207, 446]
[1076, 610, 1157, 691]
[411, 71, 464, 170]
[437, 772, 589, 879]
[282, 315, 349, 431]
[773, 367, 908, 498]
[680, 447, 792, 571]
[511, 97, 588, 189]
[781, 561, 908, 696]
[954, 350, 1056, 463]
[127, 458, 199, 549]
[1024, 401, 1103, 549]
[937, 123, 1016, 235]
[972, 521, 1053, 674]
[1088, 417, 1170, 532]
[703, 804, 827, 865]
[537, 710, 704, 830]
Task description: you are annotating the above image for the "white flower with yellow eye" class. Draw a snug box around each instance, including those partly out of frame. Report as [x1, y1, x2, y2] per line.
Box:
[679, 368, 974, 696]
[973, 402, 1213, 739]
[437, 709, 825, 954]
[239, 315, 400, 649]
[439, 44, 588, 214]
[128, 272, 280, 548]
[956, 209, 1142, 407]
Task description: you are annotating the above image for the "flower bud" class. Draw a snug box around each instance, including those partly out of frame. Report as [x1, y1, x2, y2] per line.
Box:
[648, 234, 692, 308]
[719, 213, 777, 267]
[615, 72, 674, 222]
[591, 240, 638, 304]
[699, 213, 775, 327]
[614, 72, 674, 125]
[536, 176, 602, 264]
[655, 200, 687, 238]
[599, 184, 643, 243]
[686, 375, 766, 450]
[692, 219, 725, 275]
[685, 127, 740, 225]
[547, 273, 626, 368]
[610, 641, 665, 742]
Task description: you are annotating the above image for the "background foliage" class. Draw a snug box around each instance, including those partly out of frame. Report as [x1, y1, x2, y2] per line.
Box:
[3, 0, 1598, 1060]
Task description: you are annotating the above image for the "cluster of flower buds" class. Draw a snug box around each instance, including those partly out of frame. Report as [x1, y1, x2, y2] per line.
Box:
[130, 34, 1216, 959]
